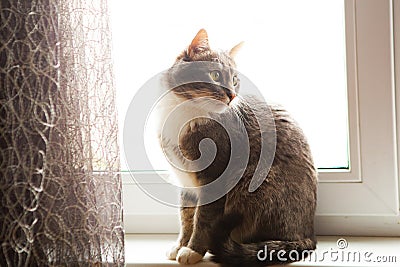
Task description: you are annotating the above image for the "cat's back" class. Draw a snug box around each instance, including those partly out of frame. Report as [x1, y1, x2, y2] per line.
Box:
[232, 96, 317, 179]
[269, 102, 317, 181]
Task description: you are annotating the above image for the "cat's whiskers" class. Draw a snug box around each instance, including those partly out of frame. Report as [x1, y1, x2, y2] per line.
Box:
[229, 95, 245, 122]
[198, 98, 223, 109]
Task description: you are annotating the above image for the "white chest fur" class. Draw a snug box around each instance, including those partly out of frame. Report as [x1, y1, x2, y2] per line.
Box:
[152, 92, 207, 188]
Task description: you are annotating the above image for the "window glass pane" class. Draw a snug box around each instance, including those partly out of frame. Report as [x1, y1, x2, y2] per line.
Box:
[110, 0, 349, 171]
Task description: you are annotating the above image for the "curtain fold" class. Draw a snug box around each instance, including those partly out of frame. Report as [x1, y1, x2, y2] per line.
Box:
[0, 0, 124, 265]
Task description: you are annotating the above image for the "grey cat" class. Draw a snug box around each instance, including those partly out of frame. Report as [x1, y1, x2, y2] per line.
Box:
[156, 29, 317, 266]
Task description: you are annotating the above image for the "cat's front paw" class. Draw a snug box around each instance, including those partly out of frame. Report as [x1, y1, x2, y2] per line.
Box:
[166, 243, 181, 260]
[176, 246, 203, 264]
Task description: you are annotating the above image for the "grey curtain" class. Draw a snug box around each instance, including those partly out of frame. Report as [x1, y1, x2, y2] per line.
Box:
[0, 0, 124, 266]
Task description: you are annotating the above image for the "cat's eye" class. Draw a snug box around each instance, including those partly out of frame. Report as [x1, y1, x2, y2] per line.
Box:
[233, 75, 238, 87]
[210, 70, 221, 82]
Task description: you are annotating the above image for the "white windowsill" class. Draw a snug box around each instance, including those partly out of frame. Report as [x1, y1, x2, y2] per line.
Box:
[125, 234, 400, 267]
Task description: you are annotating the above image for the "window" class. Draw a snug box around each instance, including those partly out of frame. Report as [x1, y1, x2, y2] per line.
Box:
[110, 0, 400, 235]
[112, 0, 349, 172]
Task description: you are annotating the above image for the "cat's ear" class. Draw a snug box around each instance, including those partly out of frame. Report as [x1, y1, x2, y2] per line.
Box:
[229, 41, 244, 58]
[187, 29, 210, 57]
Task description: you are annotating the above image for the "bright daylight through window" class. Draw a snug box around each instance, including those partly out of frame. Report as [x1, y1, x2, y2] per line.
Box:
[110, 0, 349, 172]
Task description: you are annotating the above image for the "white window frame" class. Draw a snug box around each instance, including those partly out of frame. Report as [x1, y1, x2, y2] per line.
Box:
[315, 0, 400, 235]
[122, 0, 400, 236]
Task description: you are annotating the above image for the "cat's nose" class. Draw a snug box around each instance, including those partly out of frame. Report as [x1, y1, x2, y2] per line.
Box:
[225, 89, 236, 102]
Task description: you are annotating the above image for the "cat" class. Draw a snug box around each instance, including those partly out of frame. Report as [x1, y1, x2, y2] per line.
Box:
[155, 29, 317, 266]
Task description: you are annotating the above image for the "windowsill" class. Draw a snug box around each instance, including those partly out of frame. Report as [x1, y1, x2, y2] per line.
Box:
[125, 234, 400, 267]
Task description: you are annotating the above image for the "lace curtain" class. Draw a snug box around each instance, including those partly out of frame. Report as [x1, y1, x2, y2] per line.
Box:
[1, 0, 124, 265]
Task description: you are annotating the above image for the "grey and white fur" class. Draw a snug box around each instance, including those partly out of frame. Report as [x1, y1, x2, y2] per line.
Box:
[156, 29, 317, 266]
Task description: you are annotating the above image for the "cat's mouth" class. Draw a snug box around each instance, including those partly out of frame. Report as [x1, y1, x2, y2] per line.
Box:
[225, 89, 236, 103]
[229, 95, 239, 107]
[211, 95, 241, 113]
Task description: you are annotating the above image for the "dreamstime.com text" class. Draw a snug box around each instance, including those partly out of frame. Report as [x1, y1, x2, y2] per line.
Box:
[257, 238, 398, 264]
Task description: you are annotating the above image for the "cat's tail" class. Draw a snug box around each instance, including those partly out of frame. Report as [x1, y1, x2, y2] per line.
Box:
[209, 213, 317, 267]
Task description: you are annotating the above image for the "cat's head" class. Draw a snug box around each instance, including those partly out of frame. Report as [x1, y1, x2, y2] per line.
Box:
[165, 29, 243, 113]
